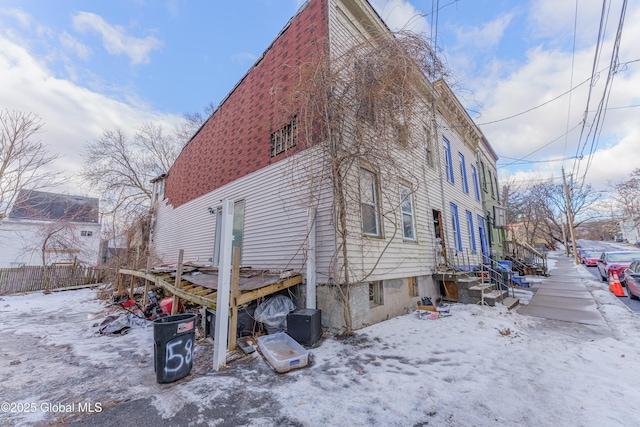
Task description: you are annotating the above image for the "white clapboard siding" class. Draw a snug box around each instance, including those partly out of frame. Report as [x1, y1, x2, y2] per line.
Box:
[0, 220, 102, 267]
[153, 147, 336, 280]
[436, 113, 486, 257]
[326, 0, 443, 282]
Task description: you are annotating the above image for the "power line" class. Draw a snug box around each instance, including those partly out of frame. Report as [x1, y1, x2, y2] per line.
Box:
[474, 58, 638, 128]
[563, 0, 579, 165]
[476, 76, 592, 126]
[499, 155, 578, 165]
[496, 121, 582, 168]
[573, 0, 628, 184]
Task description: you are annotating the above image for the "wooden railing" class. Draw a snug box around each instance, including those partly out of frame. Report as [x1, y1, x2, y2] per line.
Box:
[504, 240, 547, 275]
[0, 266, 102, 294]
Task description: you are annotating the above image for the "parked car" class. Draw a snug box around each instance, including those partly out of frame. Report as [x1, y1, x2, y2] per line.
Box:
[623, 261, 640, 300]
[596, 251, 640, 282]
[582, 251, 601, 267]
[578, 248, 595, 264]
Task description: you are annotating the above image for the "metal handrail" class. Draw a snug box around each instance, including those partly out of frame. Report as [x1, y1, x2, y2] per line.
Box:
[505, 240, 548, 275]
[433, 248, 514, 302]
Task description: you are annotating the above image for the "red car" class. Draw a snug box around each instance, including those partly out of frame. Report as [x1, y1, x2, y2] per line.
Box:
[596, 251, 640, 282]
[623, 261, 640, 299]
[582, 251, 601, 267]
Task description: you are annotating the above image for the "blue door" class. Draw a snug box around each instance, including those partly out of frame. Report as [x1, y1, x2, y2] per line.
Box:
[478, 214, 488, 261]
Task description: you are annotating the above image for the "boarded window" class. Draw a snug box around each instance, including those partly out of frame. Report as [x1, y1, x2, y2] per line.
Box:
[270, 116, 298, 157]
[425, 127, 434, 167]
[355, 60, 376, 125]
[408, 277, 419, 297]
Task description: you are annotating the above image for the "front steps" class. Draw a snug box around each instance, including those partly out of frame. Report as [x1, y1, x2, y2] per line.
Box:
[444, 272, 519, 309]
[468, 284, 509, 307]
[511, 273, 530, 287]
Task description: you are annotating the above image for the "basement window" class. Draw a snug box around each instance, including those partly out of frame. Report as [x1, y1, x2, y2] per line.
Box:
[408, 277, 419, 297]
[369, 281, 384, 307]
[270, 116, 298, 157]
[81, 231, 93, 237]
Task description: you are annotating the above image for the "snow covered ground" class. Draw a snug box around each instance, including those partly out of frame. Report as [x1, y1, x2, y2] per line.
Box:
[2, 254, 640, 426]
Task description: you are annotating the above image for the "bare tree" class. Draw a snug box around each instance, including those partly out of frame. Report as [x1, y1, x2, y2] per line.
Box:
[502, 175, 603, 248]
[501, 178, 553, 247]
[36, 220, 85, 293]
[81, 121, 184, 292]
[0, 109, 61, 218]
[177, 101, 217, 143]
[543, 179, 603, 244]
[286, 31, 448, 334]
[611, 168, 640, 230]
[14, 193, 98, 293]
[82, 122, 180, 217]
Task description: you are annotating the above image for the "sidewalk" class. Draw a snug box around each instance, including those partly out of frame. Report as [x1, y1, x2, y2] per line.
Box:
[518, 255, 606, 326]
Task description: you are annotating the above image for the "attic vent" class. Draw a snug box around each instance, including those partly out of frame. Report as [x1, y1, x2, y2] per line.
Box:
[270, 116, 298, 157]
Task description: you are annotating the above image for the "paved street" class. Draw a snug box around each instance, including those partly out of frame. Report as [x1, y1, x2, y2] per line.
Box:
[577, 239, 640, 313]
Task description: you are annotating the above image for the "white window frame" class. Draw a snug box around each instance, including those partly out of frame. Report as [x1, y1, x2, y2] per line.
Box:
[399, 184, 416, 241]
[369, 281, 384, 306]
[360, 168, 381, 237]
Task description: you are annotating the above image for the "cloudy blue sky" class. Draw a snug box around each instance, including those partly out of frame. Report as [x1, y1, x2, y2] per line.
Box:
[0, 0, 638, 196]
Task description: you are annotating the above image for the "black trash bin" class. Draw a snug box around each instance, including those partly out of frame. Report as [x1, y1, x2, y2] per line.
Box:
[153, 313, 197, 383]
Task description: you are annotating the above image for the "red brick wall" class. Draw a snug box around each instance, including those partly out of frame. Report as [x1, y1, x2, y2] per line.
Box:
[165, 0, 329, 208]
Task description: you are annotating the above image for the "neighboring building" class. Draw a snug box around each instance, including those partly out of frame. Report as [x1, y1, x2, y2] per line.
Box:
[150, 0, 501, 332]
[618, 219, 640, 244]
[0, 190, 101, 267]
[476, 133, 507, 258]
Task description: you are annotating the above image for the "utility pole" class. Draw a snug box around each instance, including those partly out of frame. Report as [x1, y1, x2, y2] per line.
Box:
[562, 167, 579, 265]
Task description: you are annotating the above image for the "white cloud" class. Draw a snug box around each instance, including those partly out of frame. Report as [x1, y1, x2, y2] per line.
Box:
[0, 7, 32, 29]
[231, 52, 257, 64]
[166, 0, 180, 18]
[71, 12, 162, 65]
[0, 33, 181, 195]
[464, 0, 640, 192]
[455, 13, 514, 50]
[370, 0, 430, 34]
[528, 0, 630, 53]
[59, 32, 91, 61]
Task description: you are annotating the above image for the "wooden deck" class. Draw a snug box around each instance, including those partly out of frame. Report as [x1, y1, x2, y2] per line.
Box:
[119, 268, 302, 310]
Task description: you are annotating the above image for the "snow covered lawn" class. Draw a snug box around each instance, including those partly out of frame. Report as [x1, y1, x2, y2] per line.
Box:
[2, 264, 640, 426]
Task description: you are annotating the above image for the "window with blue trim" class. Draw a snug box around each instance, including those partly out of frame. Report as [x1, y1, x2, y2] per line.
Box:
[471, 165, 480, 201]
[443, 137, 454, 183]
[466, 210, 476, 252]
[450, 202, 462, 251]
[459, 152, 468, 193]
